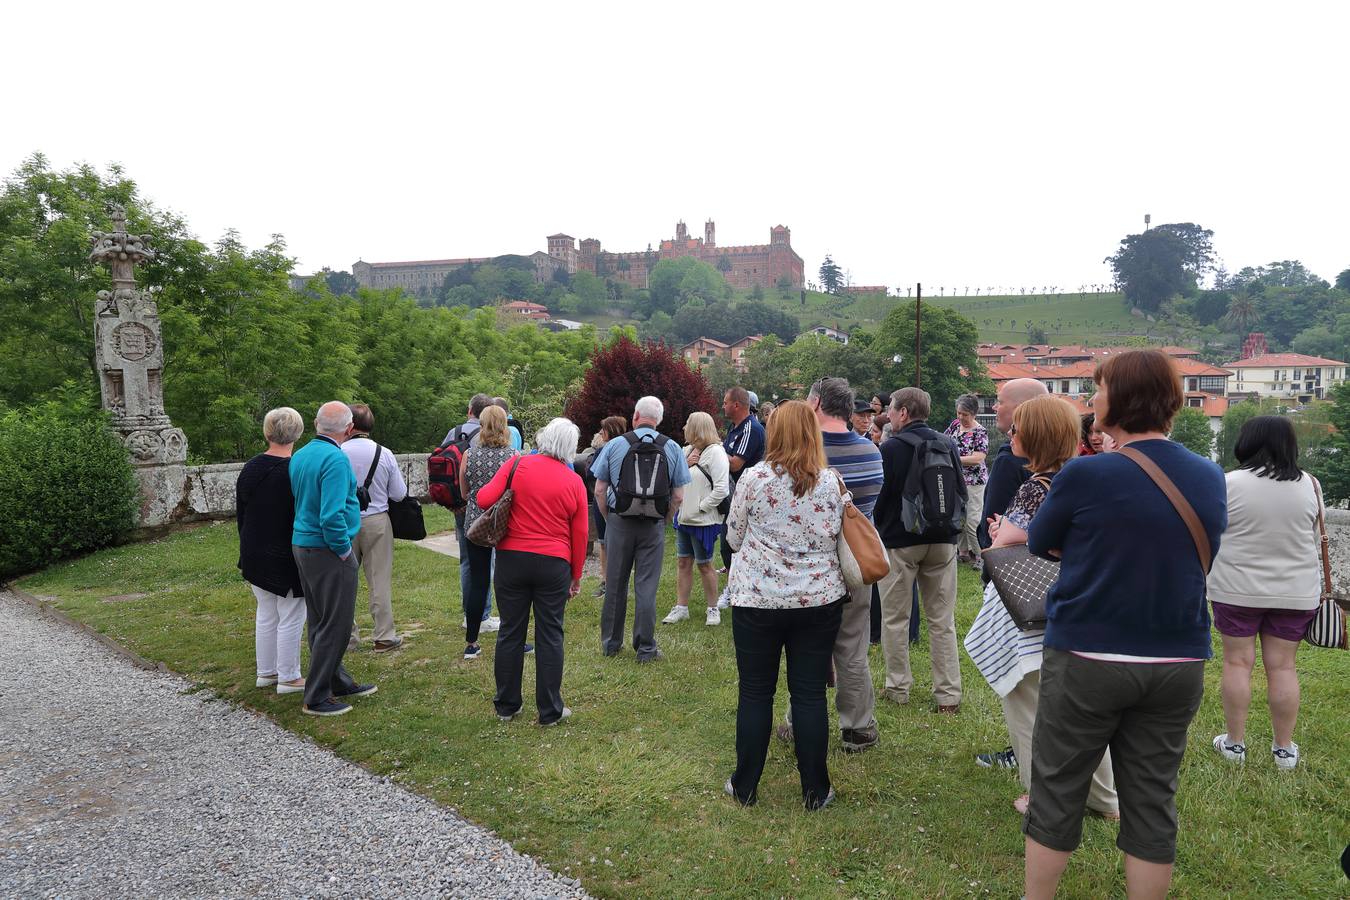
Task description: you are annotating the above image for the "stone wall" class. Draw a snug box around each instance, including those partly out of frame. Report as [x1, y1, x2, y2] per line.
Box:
[1324, 508, 1350, 596]
[135, 453, 432, 526]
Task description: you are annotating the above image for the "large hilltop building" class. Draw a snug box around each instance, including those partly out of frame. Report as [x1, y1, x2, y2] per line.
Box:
[349, 220, 805, 299]
[546, 220, 805, 292]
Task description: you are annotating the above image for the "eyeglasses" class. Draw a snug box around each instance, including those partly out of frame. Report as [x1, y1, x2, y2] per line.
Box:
[1008, 425, 1018, 437]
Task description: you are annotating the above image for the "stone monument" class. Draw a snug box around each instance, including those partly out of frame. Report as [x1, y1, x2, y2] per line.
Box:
[90, 204, 189, 523]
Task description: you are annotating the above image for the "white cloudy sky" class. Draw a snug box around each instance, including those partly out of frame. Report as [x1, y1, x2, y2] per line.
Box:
[6, 1, 1347, 291]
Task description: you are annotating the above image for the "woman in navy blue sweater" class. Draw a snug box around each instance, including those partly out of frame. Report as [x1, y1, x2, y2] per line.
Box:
[1022, 350, 1227, 900]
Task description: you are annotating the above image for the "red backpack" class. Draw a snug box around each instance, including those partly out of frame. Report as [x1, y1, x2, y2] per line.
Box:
[428, 425, 476, 511]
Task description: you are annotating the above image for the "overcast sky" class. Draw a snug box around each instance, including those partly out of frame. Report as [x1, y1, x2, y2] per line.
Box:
[7, 2, 1348, 292]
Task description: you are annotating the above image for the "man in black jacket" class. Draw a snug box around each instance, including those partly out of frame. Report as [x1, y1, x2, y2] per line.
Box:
[873, 388, 968, 712]
[977, 378, 1048, 550]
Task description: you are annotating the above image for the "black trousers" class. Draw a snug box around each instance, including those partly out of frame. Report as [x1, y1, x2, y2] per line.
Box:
[292, 546, 359, 707]
[493, 549, 569, 724]
[463, 539, 493, 644]
[730, 601, 843, 808]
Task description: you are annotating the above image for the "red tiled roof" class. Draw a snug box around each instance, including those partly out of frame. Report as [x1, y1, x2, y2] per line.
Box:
[1184, 393, 1230, 417]
[1174, 360, 1233, 377]
[681, 337, 730, 351]
[984, 362, 1097, 381]
[366, 257, 490, 268]
[1223, 353, 1347, 368]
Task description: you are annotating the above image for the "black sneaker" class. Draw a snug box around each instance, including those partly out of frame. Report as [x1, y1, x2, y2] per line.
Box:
[524, 643, 535, 655]
[464, 644, 482, 660]
[335, 683, 378, 698]
[975, 746, 1018, 769]
[806, 787, 836, 811]
[302, 698, 352, 717]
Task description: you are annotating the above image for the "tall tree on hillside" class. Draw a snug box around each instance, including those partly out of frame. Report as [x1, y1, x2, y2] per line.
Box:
[1105, 222, 1215, 313]
[819, 255, 844, 294]
[1223, 289, 1260, 333]
[1337, 268, 1350, 291]
[871, 301, 992, 421]
[322, 267, 359, 296]
[1230, 260, 1328, 290]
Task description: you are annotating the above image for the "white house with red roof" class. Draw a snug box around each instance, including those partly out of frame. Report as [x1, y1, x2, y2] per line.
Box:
[1223, 353, 1348, 402]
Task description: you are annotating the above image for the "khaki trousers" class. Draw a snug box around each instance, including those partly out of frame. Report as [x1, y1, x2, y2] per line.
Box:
[350, 511, 396, 644]
[877, 543, 961, 706]
[959, 483, 985, 557]
[1001, 668, 1118, 814]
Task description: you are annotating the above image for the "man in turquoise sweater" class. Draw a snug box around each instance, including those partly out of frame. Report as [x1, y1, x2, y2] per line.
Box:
[290, 401, 376, 716]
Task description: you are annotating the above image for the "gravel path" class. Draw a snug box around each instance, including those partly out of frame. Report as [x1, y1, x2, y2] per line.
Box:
[0, 590, 589, 900]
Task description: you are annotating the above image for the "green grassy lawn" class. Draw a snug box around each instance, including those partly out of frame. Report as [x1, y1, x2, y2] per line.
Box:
[18, 510, 1349, 898]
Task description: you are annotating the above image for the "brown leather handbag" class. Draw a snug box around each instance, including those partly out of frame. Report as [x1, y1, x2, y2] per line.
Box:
[467, 457, 522, 548]
[834, 471, 890, 589]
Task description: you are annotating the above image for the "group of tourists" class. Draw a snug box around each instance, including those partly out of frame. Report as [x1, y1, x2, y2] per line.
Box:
[234, 348, 1328, 898]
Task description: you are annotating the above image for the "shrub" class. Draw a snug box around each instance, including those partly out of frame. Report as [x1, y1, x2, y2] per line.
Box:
[0, 404, 140, 579]
[565, 334, 719, 447]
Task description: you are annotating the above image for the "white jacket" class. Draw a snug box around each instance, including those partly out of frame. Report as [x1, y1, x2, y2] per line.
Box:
[680, 443, 730, 526]
[1207, 468, 1320, 610]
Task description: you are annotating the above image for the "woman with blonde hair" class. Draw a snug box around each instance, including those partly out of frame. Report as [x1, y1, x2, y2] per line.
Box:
[723, 400, 847, 810]
[965, 395, 1119, 818]
[663, 411, 730, 626]
[459, 405, 519, 659]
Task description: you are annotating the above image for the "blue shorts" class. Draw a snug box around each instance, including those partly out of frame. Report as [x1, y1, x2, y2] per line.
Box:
[675, 526, 716, 564]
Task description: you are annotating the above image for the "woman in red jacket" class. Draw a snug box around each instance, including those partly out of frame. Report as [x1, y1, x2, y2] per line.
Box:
[476, 417, 588, 726]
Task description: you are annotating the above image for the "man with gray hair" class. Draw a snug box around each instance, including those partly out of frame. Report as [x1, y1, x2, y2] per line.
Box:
[342, 403, 408, 653]
[290, 401, 377, 716]
[873, 387, 968, 713]
[591, 395, 691, 662]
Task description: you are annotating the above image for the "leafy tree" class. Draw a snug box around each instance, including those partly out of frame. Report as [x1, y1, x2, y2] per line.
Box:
[1337, 268, 1350, 291]
[1222, 290, 1260, 333]
[647, 257, 728, 315]
[749, 283, 764, 302]
[819, 255, 844, 294]
[871, 301, 992, 423]
[322, 268, 359, 296]
[775, 274, 794, 297]
[715, 255, 732, 273]
[668, 300, 798, 345]
[1192, 291, 1231, 326]
[1254, 283, 1333, 346]
[1169, 406, 1214, 458]
[1292, 324, 1342, 360]
[564, 334, 718, 447]
[1230, 260, 1328, 290]
[1105, 223, 1214, 312]
[1026, 324, 1048, 343]
[1218, 400, 1264, 469]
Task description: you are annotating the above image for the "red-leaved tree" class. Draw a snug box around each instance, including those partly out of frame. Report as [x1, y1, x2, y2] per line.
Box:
[565, 335, 719, 448]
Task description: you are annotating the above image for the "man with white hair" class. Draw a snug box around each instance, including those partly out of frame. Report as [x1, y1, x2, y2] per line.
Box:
[591, 396, 691, 662]
[290, 401, 377, 716]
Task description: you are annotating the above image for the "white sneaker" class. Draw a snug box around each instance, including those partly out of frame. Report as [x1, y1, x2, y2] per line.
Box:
[706, 607, 721, 626]
[1272, 742, 1300, 770]
[662, 605, 689, 624]
[479, 617, 501, 634]
[716, 592, 731, 610]
[1212, 733, 1246, 763]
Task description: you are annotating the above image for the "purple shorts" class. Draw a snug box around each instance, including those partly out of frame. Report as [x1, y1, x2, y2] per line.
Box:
[1211, 601, 1317, 643]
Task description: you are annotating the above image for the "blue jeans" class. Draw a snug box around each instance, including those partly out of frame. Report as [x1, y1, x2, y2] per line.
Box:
[455, 511, 492, 620]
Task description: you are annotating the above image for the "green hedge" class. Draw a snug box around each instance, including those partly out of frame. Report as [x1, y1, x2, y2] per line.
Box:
[0, 405, 140, 579]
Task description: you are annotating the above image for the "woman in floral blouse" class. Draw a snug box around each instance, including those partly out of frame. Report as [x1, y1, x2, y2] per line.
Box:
[723, 400, 846, 811]
[945, 394, 989, 565]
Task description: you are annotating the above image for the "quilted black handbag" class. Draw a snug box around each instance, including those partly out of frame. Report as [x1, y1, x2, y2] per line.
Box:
[982, 544, 1056, 630]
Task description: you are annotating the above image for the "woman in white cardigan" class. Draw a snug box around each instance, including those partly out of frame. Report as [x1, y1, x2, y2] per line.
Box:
[663, 411, 730, 625]
[1207, 416, 1321, 770]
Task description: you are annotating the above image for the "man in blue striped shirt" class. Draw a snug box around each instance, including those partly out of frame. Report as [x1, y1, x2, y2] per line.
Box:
[808, 377, 884, 752]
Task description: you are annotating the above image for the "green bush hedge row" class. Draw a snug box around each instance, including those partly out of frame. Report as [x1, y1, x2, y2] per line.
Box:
[0, 404, 140, 579]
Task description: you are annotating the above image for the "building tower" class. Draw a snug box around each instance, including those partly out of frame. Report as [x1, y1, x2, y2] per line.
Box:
[675, 220, 688, 242]
[704, 219, 715, 248]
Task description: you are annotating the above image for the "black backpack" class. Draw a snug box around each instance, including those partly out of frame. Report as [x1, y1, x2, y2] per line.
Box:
[615, 432, 673, 519]
[896, 432, 966, 539]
